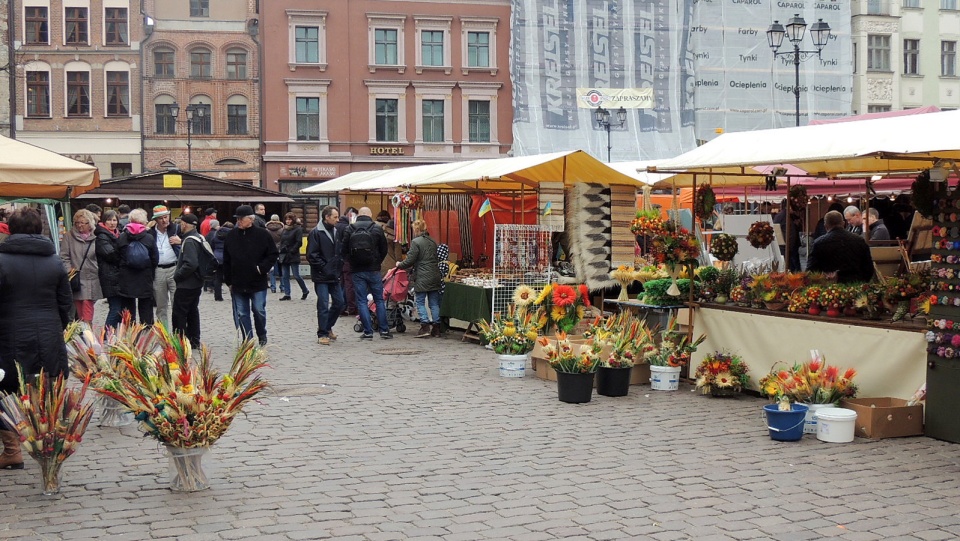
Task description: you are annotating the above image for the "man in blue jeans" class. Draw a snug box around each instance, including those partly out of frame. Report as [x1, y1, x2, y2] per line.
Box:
[341, 207, 391, 339]
[222, 205, 279, 346]
[307, 206, 346, 345]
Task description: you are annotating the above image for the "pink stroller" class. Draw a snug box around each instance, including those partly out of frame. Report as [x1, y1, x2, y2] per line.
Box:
[353, 268, 409, 333]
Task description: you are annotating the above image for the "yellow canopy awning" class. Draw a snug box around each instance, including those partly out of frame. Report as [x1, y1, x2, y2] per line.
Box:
[0, 135, 100, 199]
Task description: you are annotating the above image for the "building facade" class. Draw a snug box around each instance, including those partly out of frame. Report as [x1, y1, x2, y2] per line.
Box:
[141, 0, 261, 184]
[852, 0, 960, 113]
[12, 0, 143, 179]
[2, 2, 11, 137]
[260, 0, 513, 204]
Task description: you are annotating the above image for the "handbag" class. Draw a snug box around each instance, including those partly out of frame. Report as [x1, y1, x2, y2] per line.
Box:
[70, 241, 94, 293]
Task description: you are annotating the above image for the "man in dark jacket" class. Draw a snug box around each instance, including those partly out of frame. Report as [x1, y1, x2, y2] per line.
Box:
[223, 205, 279, 346]
[342, 207, 391, 339]
[206, 220, 228, 301]
[172, 214, 207, 348]
[806, 211, 875, 283]
[307, 206, 345, 345]
[336, 207, 359, 315]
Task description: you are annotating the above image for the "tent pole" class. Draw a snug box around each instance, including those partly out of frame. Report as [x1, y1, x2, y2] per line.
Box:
[864, 190, 871, 242]
[786, 177, 792, 272]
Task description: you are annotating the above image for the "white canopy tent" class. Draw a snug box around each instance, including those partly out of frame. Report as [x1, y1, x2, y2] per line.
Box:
[0, 134, 100, 199]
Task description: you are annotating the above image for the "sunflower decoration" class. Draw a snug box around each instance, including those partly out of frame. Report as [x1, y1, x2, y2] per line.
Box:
[746, 221, 775, 249]
[477, 304, 542, 355]
[694, 185, 717, 221]
[709, 233, 739, 262]
[512, 284, 537, 307]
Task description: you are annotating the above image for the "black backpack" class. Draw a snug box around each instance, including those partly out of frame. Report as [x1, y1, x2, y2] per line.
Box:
[185, 236, 218, 281]
[124, 240, 152, 270]
[348, 223, 378, 266]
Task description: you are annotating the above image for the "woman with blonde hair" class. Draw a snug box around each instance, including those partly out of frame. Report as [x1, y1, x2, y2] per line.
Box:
[61, 208, 102, 323]
[396, 219, 442, 338]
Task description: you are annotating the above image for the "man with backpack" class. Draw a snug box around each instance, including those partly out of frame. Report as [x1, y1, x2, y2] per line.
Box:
[173, 214, 214, 348]
[341, 207, 391, 339]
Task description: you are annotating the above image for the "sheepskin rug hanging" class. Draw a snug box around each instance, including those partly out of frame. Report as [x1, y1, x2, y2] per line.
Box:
[566, 183, 616, 290]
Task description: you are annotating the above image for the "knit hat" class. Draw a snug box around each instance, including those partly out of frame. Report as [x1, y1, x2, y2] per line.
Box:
[270, 214, 280, 222]
[152, 205, 171, 219]
[235, 205, 255, 218]
[179, 213, 199, 226]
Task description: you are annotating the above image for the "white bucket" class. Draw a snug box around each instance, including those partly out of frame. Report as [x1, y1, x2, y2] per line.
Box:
[498, 354, 527, 378]
[649, 365, 681, 391]
[803, 403, 836, 434]
[815, 408, 858, 443]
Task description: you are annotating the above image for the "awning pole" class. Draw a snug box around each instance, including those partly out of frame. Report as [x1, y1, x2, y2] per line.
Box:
[786, 177, 792, 272]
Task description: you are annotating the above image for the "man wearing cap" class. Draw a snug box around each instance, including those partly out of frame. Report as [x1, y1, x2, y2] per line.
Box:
[200, 208, 217, 237]
[149, 205, 181, 329]
[223, 205, 278, 346]
[172, 213, 206, 347]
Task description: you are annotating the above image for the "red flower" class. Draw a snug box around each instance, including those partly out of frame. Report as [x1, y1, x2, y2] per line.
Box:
[578, 284, 590, 307]
[552, 285, 577, 307]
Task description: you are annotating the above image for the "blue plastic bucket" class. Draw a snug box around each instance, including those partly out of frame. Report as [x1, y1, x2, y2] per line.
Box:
[764, 403, 809, 441]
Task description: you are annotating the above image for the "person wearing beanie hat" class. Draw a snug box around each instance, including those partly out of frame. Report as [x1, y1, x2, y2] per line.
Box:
[222, 204, 279, 346]
[149, 205, 181, 329]
[200, 208, 218, 237]
[265, 213, 284, 293]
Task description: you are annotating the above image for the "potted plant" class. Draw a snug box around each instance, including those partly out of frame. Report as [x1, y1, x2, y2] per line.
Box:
[714, 268, 738, 304]
[478, 304, 542, 378]
[648, 317, 706, 391]
[694, 351, 749, 397]
[696, 266, 720, 303]
[596, 317, 657, 397]
[536, 332, 601, 403]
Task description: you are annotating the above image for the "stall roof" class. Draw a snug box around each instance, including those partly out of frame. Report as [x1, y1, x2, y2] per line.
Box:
[302, 161, 477, 193]
[650, 109, 960, 181]
[0, 135, 100, 199]
[76, 169, 294, 202]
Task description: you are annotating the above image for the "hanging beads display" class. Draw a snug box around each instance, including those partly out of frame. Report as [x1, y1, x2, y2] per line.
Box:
[391, 191, 423, 245]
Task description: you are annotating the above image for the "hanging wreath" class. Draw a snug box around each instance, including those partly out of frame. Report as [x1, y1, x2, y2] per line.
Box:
[710, 233, 739, 262]
[391, 191, 423, 210]
[747, 221, 775, 249]
[630, 210, 665, 236]
[694, 185, 717, 221]
[788, 185, 808, 214]
[911, 170, 937, 218]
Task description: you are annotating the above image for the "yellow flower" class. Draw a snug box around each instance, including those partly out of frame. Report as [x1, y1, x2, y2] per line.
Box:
[535, 284, 553, 305]
[181, 384, 194, 393]
[525, 330, 539, 341]
[513, 285, 536, 306]
[550, 306, 566, 322]
[502, 322, 517, 337]
[576, 305, 585, 319]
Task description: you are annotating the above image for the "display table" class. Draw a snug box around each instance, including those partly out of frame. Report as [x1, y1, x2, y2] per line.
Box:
[440, 282, 494, 342]
[603, 299, 686, 331]
[693, 305, 926, 400]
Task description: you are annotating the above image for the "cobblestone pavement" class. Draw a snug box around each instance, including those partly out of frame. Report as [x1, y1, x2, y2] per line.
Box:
[2, 293, 960, 541]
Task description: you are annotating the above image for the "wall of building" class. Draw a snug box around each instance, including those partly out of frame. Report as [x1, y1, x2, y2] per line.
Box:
[1, 2, 11, 137]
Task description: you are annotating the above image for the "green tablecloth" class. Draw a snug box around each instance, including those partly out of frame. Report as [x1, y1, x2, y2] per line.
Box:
[441, 282, 494, 323]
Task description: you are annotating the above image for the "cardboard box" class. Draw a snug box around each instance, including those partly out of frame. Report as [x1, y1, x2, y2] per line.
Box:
[531, 357, 650, 386]
[840, 398, 924, 439]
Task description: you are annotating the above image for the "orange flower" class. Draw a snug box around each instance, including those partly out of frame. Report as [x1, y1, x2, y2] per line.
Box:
[578, 284, 591, 307]
[552, 285, 577, 307]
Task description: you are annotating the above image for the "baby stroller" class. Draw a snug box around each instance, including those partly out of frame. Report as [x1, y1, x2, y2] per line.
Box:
[353, 267, 409, 333]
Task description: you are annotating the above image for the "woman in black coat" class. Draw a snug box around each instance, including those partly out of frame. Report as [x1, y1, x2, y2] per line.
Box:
[278, 213, 309, 300]
[117, 208, 160, 324]
[95, 209, 123, 329]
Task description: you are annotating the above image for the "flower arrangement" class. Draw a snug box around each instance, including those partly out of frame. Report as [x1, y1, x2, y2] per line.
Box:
[788, 185, 808, 214]
[478, 304, 541, 355]
[694, 351, 749, 395]
[758, 351, 858, 405]
[602, 318, 658, 369]
[391, 191, 423, 210]
[650, 220, 701, 267]
[65, 317, 160, 393]
[610, 265, 640, 301]
[512, 284, 537, 308]
[729, 285, 747, 304]
[649, 317, 706, 367]
[533, 283, 591, 333]
[0, 368, 95, 495]
[640, 277, 698, 306]
[747, 221, 775, 249]
[710, 233, 739, 262]
[635, 264, 667, 284]
[630, 209, 665, 236]
[694, 185, 717, 221]
[536, 331, 601, 373]
[818, 284, 847, 310]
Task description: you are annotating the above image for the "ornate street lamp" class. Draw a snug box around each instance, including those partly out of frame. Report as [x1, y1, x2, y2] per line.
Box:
[766, 14, 831, 127]
[594, 106, 627, 163]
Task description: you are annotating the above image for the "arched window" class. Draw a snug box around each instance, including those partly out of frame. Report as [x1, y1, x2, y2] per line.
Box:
[216, 158, 247, 166]
[64, 61, 91, 117]
[154, 95, 176, 134]
[226, 48, 247, 80]
[24, 61, 51, 117]
[104, 61, 130, 117]
[190, 47, 212, 78]
[153, 47, 175, 78]
[226, 95, 248, 135]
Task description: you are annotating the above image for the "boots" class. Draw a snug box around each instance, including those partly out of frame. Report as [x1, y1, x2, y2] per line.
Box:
[430, 323, 441, 337]
[416, 323, 432, 338]
[0, 430, 24, 470]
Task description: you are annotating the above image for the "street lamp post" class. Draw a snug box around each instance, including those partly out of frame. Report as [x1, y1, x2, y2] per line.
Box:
[766, 14, 832, 127]
[594, 106, 627, 163]
[169, 102, 204, 170]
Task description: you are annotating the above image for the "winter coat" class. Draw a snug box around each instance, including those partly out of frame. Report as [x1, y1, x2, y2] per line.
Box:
[174, 229, 206, 289]
[307, 223, 343, 283]
[0, 234, 72, 394]
[279, 224, 304, 265]
[223, 225, 279, 293]
[867, 219, 891, 242]
[397, 232, 442, 292]
[209, 225, 231, 264]
[117, 224, 160, 299]
[94, 223, 122, 298]
[148, 222, 181, 259]
[341, 216, 388, 273]
[266, 220, 284, 247]
[61, 227, 103, 301]
[805, 228, 875, 284]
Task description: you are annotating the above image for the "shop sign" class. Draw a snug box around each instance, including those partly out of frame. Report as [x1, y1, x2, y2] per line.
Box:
[369, 146, 405, 156]
[279, 164, 338, 179]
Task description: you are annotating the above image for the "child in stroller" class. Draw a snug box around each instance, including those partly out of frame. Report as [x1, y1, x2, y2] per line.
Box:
[353, 267, 409, 334]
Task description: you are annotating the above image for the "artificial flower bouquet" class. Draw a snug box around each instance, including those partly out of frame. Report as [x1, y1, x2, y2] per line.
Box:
[694, 351, 749, 395]
[758, 350, 858, 405]
[649, 317, 706, 367]
[533, 283, 591, 333]
[630, 209, 666, 236]
[536, 331, 601, 373]
[883, 270, 930, 321]
[602, 318, 658, 369]
[747, 221, 775, 249]
[478, 304, 542, 355]
[709, 233, 739, 262]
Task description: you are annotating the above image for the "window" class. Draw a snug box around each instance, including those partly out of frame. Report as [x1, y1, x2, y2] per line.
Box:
[867, 0, 887, 15]
[226, 49, 247, 79]
[26, 71, 50, 117]
[228, 104, 247, 135]
[191, 49, 211, 78]
[375, 29, 398, 64]
[190, 103, 212, 135]
[467, 32, 490, 68]
[106, 72, 129, 116]
[190, 0, 209, 17]
[111, 163, 132, 177]
[867, 35, 891, 71]
[421, 31, 444, 66]
[155, 103, 175, 134]
[375, 98, 399, 142]
[903, 0, 920, 7]
[105, 8, 128, 45]
[295, 26, 319, 63]
[296, 97, 320, 141]
[25, 7, 48, 44]
[944, 41, 958, 76]
[154, 48, 174, 78]
[868, 105, 892, 113]
[904, 39, 920, 75]
[67, 71, 90, 116]
[943, 0, 958, 9]
[468, 100, 491, 143]
[422, 100, 444, 142]
[65, 7, 88, 45]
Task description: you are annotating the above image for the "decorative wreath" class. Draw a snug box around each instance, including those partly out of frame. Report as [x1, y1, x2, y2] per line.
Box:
[747, 221, 775, 249]
[912, 170, 937, 218]
[391, 191, 423, 210]
[788, 185, 808, 214]
[710, 233, 739, 262]
[694, 185, 717, 221]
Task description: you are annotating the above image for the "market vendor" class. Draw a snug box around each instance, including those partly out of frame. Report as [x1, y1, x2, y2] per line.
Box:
[805, 210, 875, 283]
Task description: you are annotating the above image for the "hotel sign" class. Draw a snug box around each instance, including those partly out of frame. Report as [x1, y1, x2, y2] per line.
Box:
[369, 146, 405, 156]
